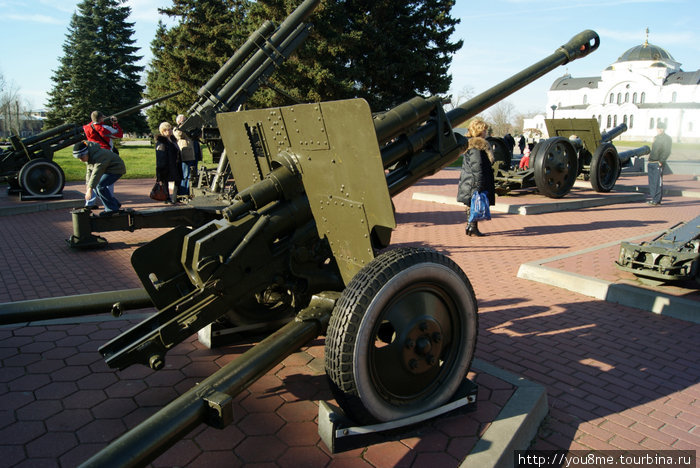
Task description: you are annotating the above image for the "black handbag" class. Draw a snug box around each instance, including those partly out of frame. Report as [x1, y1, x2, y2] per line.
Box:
[149, 181, 168, 201]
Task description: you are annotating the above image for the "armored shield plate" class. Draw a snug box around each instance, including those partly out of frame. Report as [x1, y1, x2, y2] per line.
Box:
[545, 118, 601, 153]
[216, 99, 396, 284]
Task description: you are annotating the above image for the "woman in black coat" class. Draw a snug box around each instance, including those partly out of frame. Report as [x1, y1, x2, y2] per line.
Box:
[456, 118, 496, 236]
[155, 121, 183, 203]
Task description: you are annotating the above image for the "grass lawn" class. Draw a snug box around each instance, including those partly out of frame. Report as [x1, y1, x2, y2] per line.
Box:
[53, 142, 217, 182]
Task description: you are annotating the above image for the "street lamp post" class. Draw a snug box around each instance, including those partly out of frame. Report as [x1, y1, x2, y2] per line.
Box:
[551, 104, 557, 118]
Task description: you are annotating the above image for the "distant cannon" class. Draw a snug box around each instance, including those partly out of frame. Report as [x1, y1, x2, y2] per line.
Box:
[493, 118, 650, 198]
[0, 92, 181, 199]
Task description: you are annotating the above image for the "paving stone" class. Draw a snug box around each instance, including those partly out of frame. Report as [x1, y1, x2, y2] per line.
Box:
[16, 399, 63, 421]
[26, 431, 78, 458]
[277, 445, 331, 468]
[234, 435, 287, 463]
[238, 412, 285, 436]
[45, 408, 93, 432]
[1, 174, 699, 466]
[276, 421, 321, 447]
[76, 418, 127, 444]
[0, 420, 46, 444]
[193, 424, 245, 451]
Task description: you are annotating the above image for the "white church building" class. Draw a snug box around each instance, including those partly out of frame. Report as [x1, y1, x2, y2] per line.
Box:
[524, 32, 700, 143]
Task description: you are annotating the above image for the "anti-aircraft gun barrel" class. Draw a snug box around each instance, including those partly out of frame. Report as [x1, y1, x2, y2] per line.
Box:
[112, 90, 183, 119]
[182, 0, 320, 133]
[601, 122, 628, 142]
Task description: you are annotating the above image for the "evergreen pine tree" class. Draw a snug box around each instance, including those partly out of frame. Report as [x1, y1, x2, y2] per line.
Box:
[45, 0, 146, 133]
[248, 0, 462, 111]
[144, 0, 250, 131]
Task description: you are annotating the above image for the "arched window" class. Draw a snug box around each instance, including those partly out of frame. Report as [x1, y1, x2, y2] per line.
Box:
[629, 115, 634, 129]
[598, 115, 602, 125]
[609, 93, 614, 104]
[583, 94, 588, 105]
[624, 92, 629, 103]
[641, 92, 646, 103]
[672, 91, 677, 102]
[617, 93, 622, 104]
[633, 92, 638, 103]
[649, 118, 654, 129]
[607, 115, 612, 127]
[614, 115, 618, 126]
[623, 115, 628, 125]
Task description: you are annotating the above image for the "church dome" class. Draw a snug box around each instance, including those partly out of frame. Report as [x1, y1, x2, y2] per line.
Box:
[616, 43, 675, 62]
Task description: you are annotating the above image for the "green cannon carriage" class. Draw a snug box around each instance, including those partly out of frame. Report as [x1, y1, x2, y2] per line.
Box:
[1, 28, 600, 466]
[492, 118, 650, 198]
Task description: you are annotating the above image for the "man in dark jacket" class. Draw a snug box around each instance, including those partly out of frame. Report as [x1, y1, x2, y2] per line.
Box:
[646, 121, 672, 205]
[73, 141, 126, 215]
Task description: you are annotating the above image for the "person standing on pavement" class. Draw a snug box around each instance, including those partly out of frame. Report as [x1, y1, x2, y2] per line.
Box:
[518, 135, 526, 155]
[173, 114, 201, 197]
[646, 121, 672, 205]
[82, 111, 123, 210]
[155, 121, 183, 204]
[72, 141, 126, 216]
[456, 118, 496, 237]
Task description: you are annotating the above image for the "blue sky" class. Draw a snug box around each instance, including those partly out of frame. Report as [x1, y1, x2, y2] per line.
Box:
[1, 0, 698, 115]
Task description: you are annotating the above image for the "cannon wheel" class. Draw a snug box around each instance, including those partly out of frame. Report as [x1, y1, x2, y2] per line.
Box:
[486, 136, 512, 169]
[589, 142, 621, 193]
[533, 137, 577, 198]
[18, 158, 65, 197]
[325, 247, 478, 425]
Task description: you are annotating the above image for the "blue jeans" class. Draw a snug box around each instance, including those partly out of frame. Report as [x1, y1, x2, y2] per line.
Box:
[647, 161, 663, 204]
[179, 161, 198, 196]
[86, 184, 113, 207]
[96, 173, 122, 212]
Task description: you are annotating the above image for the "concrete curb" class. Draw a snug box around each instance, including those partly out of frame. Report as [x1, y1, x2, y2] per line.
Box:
[0, 193, 84, 217]
[516, 233, 700, 324]
[412, 192, 646, 215]
[462, 359, 548, 468]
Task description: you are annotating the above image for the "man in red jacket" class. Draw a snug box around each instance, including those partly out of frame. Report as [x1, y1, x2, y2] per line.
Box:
[82, 111, 123, 209]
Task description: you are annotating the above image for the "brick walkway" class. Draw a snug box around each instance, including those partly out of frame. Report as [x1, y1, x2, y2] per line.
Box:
[0, 171, 699, 466]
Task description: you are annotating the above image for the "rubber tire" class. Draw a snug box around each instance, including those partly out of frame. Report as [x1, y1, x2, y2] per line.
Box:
[325, 247, 478, 425]
[18, 158, 65, 197]
[589, 142, 620, 193]
[532, 137, 578, 198]
[487, 136, 512, 169]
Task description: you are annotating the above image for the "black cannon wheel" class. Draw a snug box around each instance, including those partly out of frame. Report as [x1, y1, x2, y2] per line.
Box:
[533, 137, 578, 198]
[18, 158, 65, 197]
[487, 136, 512, 169]
[325, 247, 478, 425]
[589, 142, 620, 193]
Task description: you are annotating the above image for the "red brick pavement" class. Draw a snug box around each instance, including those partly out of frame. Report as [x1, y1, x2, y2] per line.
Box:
[1, 172, 699, 466]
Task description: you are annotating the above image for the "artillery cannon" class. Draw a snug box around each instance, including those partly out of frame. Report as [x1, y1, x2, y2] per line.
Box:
[0, 92, 181, 199]
[1, 29, 599, 465]
[493, 118, 650, 198]
[616, 214, 700, 285]
[67, 0, 320, 249]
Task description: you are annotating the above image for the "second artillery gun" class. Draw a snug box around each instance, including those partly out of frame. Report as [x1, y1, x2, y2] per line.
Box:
[0, 92, 180, 199]
[2, 30, 600, 466]
[492, 118, 650, 198]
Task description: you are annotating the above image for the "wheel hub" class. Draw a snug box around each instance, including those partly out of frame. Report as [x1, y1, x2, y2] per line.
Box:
[402, 318, 443, 374]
